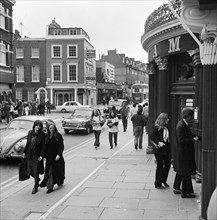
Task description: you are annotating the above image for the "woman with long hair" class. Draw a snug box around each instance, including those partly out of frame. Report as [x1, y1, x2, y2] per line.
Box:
[40, 123, 65, 193]
[90, 109, 104, 149]
[150, 113, 171, 189]
[23, 120, 45, 194]
[107, 109, 119, 149]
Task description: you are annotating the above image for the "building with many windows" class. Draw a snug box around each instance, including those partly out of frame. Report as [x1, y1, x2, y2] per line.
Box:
[0, 0, 15, 102]
[45, 19, 97, 106]
[96, 60, 116, 104]
[13, 19, 97, 106]
[13, 37, 47, 102]
[100, 49, 149, 99]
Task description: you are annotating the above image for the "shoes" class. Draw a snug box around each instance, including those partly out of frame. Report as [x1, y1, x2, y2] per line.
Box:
[135, 145, 138, 150]
[155, 185, 165, 189]
[46, 189, 53, 194]
[139, 147, 142, 149]
[173, 189, 182, 194]
[32, 188, 38, 194]
[181, 194, 196, 198]
[110, 146, 113, 149]
[115, 143, 117, 147]
[162, 183, 170, 188]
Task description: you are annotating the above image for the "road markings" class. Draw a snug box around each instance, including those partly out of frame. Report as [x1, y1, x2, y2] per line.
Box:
[38, 139, 134, 220]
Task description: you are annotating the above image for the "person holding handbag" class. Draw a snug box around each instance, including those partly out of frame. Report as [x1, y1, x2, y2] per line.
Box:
[91, 109, 105, 149]
[150, 113, 171, 189]
[107, 109, 119, 149]
[23, 120, 45, 194]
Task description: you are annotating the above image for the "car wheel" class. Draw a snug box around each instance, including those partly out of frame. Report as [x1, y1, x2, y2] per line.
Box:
[86, 126, 91, 134]
[61, 109, 67, 113]
[64, 129, 69, 134]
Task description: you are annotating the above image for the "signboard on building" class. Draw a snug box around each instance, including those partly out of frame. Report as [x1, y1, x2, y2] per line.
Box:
[86, 49, 96, 58]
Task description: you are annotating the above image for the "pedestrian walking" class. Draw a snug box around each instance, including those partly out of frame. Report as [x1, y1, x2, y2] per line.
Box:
[142, 102, 149, 134]
[24, 103, 30, 116]
[39, 123, 65, 193]
[38, 101, 45, 116]
[130, 103, 138, 117]
[23, 120, 45, 194]
[3, 102, 10, 124]
[131, 105, 147, 149]
[46, 100, 51, 114]
[90, 109, 105, 149]
[107, 109, 119, 149]
[120, 102, 130, 132]
[31, 102, 37, 115]
[173, 107, 201, 198]
[150, 113, 171, 189]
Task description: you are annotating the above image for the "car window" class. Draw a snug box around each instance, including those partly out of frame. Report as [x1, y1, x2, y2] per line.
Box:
[108, 101, 123, 107]
[65, 103, 69, 106]
[73, 110, 92, 117]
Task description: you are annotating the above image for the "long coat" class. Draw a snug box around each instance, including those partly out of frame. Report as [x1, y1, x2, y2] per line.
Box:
[174, 119, 196, 176]
[24, 130, 45, 177]
[150, 126, 170, 155]
[44, 133, 65, 185]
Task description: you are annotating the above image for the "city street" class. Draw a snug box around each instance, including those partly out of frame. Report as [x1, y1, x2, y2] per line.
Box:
[0, 111, 201, 220]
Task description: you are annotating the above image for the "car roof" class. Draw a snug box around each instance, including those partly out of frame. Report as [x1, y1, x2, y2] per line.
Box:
[12, 115, 53, 121]
[74, 107, 94, 111]
[109, 99, 127, 102]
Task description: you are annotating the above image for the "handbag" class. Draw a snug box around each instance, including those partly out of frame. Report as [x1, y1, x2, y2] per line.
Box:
[18, 158, 30, 181]
[146, 140, 159, 154]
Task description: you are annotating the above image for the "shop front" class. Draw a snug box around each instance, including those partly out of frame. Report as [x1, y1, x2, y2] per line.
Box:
[141, 1, 217, 219]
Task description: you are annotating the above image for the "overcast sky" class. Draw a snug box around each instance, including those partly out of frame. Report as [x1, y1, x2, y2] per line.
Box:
[13, 0, 167, 63]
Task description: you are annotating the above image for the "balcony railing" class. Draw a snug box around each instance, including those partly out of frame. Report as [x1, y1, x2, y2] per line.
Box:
[144, 0, 181, 33]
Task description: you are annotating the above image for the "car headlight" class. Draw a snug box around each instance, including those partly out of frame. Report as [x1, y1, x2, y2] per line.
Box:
[13, 139, 27, 153]
[81, 121, 86, 127]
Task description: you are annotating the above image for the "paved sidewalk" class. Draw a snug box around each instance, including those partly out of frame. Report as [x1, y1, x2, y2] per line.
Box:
[43, 136, 201, 220]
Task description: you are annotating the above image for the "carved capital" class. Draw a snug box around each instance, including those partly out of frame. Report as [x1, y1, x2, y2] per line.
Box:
[154, 57, 168, 70]
[147, 63, 155, 75]
[200, 27, 217, 65]
[188, 48, 202, 67]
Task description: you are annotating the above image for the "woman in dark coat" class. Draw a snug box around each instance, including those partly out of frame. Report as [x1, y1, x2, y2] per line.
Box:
[150, 113, 171, 189]
[40, 123, 65, 193]
[23, 120, 45, 194]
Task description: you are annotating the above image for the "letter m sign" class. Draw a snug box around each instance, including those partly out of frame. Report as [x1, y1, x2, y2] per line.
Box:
[168, 36, 181, 53]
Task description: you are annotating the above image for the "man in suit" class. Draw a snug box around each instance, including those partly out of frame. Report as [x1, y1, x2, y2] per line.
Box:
[173, 108, 201, 198]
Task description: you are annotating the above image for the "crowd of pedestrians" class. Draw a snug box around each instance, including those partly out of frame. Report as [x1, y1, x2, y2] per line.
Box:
[0, 99, 52, 124]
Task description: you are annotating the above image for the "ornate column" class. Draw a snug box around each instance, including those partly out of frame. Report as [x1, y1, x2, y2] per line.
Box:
[146, 62, 157, 137]
[200, 32, 217, 220]
[170, 1, 217, 218]
[188, 48, 203, 183]
[154, 56, 169, 115]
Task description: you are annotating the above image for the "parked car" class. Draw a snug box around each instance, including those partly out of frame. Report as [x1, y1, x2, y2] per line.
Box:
[62, 107, 95, 134]
[56, 101, 90, 113]
[0, 116, 55, 159]
[103, 99, 128, 119]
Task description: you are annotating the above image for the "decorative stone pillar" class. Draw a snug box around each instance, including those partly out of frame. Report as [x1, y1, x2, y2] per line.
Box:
[200, 34, 217, 220]
[146, 62, 157, 138]
[154, 56, 169, 115]
[188, 48, 203, 183]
